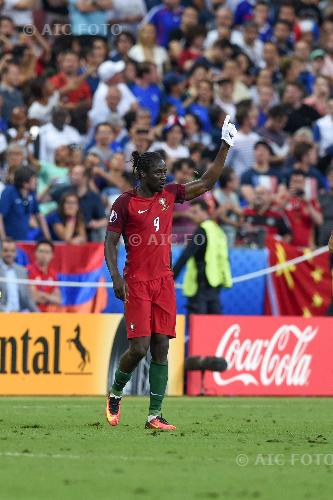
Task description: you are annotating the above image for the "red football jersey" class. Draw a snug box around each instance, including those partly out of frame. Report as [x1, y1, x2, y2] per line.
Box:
[107, 184, 186, 282]
[27, 263, 58, 313]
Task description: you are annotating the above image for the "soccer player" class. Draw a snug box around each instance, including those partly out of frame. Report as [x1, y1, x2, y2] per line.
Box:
[104, 115, 237, 430]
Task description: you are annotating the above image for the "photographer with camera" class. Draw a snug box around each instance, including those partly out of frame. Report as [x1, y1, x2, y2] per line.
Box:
[283, 169, 323, 249]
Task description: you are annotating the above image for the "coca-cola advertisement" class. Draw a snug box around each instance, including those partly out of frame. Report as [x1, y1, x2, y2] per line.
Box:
[187, 316, 333, 396]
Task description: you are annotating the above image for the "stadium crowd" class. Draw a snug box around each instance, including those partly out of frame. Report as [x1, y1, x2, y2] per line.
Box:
[0, 0, 333, 301]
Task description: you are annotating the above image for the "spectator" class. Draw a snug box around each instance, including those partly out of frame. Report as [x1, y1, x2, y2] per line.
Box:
[205, 6, 233, 49]
[49, 50, 92, 110]
[241, 141, 283, 203]
[252, 0, 272, 42]
[178, 26, 206, 71]
[318, 165, 333, 247]
[152, 117, 189, 164]
[0, 62, 24, 123]
[68, 0, 112, 37]
[38, 107, 81, 163]
[172, 158, 197, 244]
[284, 141, 325, 199]
[226, 101, 259, 177]
[89, 86, 123, 127]
[130, 62, 162, 125]
[48, 192, 87, 244]
[173, 198, 232, 314]
[110, 31, 136, 62]
[221, 59, 251, 103]
[256, 85, 274, 127]
[213, 167, 242, 248]
[1, 142, 26, 184]
[259, 42, 282, 84]
[271, 19, 294, 56]
[232, 21, 264, 65]
[2, 0, 36, 28]
[69, 165, 107, 241]
[184, 113, 211, 149]
[37, 145, 71, 215]
[100, 152, 133, 209]
[242, 185, 291, 246]
[313, 98, 333, 158]
[163, 72, 186, 117]
[214, 77, 236, 121]
[257, 105, 289, 168]
[107, 0, 147, 36]
[91, 60, 137, 122]
[169, 6, 199, 47]
[304, 75, 331, 117]
[88, 122, 114, 167]
[321, 32, 333, 81]
[186, 79, 214, 133]
[0, 238, 37, 312]
[128, 23, 169, 77]
[145, 0, 183, 48]
[124, 126, 152, 164]
[28, 239, 61, 312]
[28, 76, 60, 125]
[283, 169, 323, 248]
[0, 166, 51, 242]
[282, 82, 321, 134]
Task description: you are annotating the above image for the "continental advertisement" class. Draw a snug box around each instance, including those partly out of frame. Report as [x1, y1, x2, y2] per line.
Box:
[0, 313, 185, 396]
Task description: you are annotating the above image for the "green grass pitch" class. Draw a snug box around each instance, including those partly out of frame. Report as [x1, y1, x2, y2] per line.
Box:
[0, 397, 332, 500]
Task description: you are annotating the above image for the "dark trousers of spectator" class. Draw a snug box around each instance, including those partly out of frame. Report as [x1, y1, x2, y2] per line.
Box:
[187, 286, 222, 315]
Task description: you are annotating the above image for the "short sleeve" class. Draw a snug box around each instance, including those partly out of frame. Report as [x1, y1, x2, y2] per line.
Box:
[107, 193, 131, 234]
[165, 183, 186, 204]
[0, 187, 12, 217]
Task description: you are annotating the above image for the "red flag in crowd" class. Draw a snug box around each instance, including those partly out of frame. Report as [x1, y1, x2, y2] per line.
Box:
[265, 238, 332, 316]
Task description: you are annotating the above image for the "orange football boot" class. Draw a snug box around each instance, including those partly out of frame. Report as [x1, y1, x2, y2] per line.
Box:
[105, 395, 121, 426]
[145, 415, 176, 431]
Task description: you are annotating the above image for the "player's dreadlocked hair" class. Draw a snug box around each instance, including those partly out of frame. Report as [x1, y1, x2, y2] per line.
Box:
[132, 151, 164, 179]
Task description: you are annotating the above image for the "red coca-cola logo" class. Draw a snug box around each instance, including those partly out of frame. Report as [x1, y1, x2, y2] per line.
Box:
[213, 324, 318, 387]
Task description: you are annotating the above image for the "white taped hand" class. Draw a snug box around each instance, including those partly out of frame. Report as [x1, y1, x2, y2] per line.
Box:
[221, 115, 238, 147]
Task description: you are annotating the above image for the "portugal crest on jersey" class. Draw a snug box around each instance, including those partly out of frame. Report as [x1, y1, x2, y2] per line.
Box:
[159, 197, 168, 210]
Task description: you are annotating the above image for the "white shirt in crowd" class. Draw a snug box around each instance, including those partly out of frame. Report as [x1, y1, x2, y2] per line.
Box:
[151, 141, 190, 161]
[128, 45, 169, 76]
[0, 133, 7, 155]
[28, 92, 60, 125]
[231, 30, 264, 65]
[225, 130, 260, 177]
[3, 0, 34, 26]
[91, 82, 137, 122]
[314, 114, 333, 157]
[38, 123, 81, 163]
[2, 264, 20, 312]
[214, 97, 236, 122]
[108, 0, 147, 34]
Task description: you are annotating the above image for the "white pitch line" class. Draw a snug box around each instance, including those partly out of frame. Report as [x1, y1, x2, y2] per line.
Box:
[8, 405, 95, 409]
[0, 452, 79, 459]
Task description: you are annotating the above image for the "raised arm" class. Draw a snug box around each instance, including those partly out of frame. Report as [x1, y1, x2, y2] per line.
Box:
[184, 116, 237, 201]
[104, 230, 127, 301]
